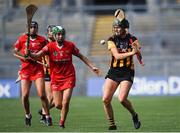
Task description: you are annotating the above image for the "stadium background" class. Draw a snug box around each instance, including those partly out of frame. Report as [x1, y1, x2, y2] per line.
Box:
[0, 0, 180, 97]
[0, 0, 180, 132]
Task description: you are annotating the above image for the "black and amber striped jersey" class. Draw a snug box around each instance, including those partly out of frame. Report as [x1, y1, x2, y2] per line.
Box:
[42, 55, 50, 75]
[107, 33, 137, 70]
[42, 40, 50, 76]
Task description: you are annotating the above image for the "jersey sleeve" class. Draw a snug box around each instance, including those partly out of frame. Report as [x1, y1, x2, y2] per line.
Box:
[107, 41, 116, 50]
[42, 37, 47, 47]
[13, 36, 22, 51]
[72, 43, 80, 55]
[42, 44, 49, 54]
[107, 36, 117, 50]
[38, 35, 47, 47]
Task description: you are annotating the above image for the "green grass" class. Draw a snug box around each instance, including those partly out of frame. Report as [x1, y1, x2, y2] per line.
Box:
[0, 96, 180, 132]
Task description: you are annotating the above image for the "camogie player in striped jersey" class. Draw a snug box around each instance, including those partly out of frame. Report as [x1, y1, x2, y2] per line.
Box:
[102, 18, 141, 130]
[38, 25, 56, 123]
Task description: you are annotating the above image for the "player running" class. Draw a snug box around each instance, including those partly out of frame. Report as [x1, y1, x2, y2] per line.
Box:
[29, 26, 100, 128]
[13, 21, 52, 126]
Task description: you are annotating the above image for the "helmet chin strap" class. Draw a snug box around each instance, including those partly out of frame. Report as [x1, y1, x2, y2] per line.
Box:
[115, 31, 126, 38]
[57, 39, 64, 46]
[30, 33, 37, 38]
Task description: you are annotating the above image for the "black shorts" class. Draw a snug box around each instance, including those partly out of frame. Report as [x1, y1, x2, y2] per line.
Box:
[105, 67, 134, 83]
[44, 73, 51, 81]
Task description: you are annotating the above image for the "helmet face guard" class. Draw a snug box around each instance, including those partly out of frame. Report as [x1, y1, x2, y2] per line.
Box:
[112, 18, 129, 29]
[29, 21, 38, 37]
[52, 26, 66, 43]
[30, 21, 38, 28]
[47, 25, 55, 32]
[52, 26, 65, 37]
[112, 19, 128, 36]
[112, 19, 121, 27]
[47, 25, 56, 41]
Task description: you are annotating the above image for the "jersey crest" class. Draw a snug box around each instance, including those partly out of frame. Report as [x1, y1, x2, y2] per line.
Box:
[53, 51, 58, 56]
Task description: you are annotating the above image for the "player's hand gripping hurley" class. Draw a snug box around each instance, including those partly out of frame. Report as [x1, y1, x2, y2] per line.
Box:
[22, 5, 48, 68]
[115, 9, 145, 66]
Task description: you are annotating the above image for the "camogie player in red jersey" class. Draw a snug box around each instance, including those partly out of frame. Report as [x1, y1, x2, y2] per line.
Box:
[13, 21, 52, 126]
[29, 26, 100, 128]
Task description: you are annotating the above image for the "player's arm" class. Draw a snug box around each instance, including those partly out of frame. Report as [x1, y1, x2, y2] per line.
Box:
[75, 52, 100, 76]
[131, 40, 145, 66]
[29, 43, 49, 59]
[13, 36, 30, 61]
[108, 41, 137, 59]
[13, 48, 30, 61]
[29, 50, 45, 59]
[131, 40, 141, 50]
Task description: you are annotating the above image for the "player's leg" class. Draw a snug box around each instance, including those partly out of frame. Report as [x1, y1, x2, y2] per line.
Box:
[21, 79, 32, 126]
[45, 81, 54, 109]
[52, 90, 63, 127]
[53, 90, 63, 110]
[35, 78, 52, 126]
[59, 88, 73, 128]
[39, 81, 54, 123]
[38, 108, 46, 124]
[102, 78, 119, 130]
[118, 80, 141, 129]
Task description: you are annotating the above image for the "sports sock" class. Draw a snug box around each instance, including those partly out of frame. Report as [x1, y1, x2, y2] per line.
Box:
[108, 118, 115, 126]
[60, 120, 64, 125]
[25, 113, 31, 118]
[45, 115, 50, 119]
[132, 112, 137, 117]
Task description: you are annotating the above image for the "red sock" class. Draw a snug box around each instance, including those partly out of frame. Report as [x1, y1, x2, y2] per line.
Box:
[60, 120, 64, 125]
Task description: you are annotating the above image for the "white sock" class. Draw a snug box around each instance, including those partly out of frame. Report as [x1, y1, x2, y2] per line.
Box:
[45, 115, 50, 119]
[25, 113, 31, 118]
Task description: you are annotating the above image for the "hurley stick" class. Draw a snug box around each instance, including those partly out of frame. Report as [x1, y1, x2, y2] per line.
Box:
[25, 4, 38, 55]
[14, 53, 48, 68]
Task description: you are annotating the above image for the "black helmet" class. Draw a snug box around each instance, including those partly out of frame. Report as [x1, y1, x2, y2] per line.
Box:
[47, 25, 56, 32]
[30, 21, 38, 28]
[121, 19, 129, 28]
[112, 19, 121, 27]
[112, 18, 129, 29]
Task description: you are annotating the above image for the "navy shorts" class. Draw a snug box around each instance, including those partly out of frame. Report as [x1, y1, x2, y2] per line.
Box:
[105, 67, 134, 83]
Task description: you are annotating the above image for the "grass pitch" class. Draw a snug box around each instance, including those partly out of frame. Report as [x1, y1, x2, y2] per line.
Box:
[0, 96, 180, 132]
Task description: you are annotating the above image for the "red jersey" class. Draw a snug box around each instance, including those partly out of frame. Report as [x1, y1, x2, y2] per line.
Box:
[42, 40, 80, 90]
[14, 34, 46, 80]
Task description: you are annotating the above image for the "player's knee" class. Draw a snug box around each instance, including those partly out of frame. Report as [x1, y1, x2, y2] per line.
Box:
[55, 103, 62, 110]
[62, 100, 69, 108]
[118, 96, 126, 104]
[39, 94, 45, 100]
[102, 97, 110, 106]
[21, 94, 29, 101]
